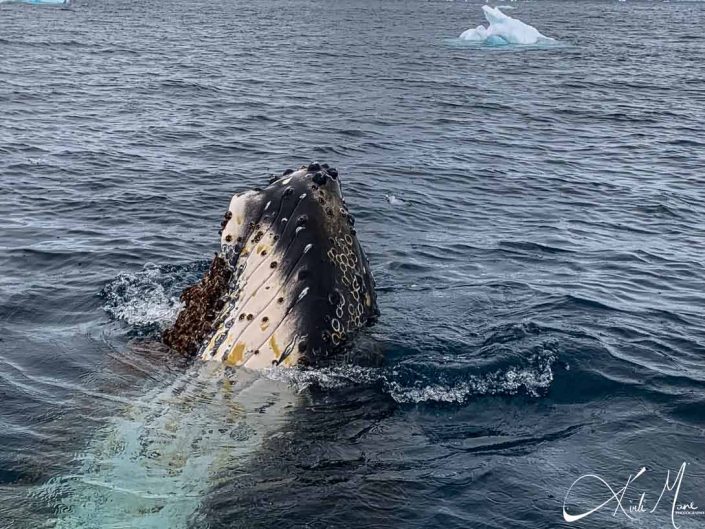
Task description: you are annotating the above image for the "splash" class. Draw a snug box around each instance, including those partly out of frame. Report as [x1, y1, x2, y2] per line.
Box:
[265, 349, 557, 404]
[459, 5, 554, 46]
[388, 352, 556, 403]
[101, 263, 207, 331]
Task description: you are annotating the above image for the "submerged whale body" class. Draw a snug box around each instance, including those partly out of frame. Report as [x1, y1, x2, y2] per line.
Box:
[164, 163, 379, 369]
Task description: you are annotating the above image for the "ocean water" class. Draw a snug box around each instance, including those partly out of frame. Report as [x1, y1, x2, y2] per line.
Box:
[1, 0, 705, 527]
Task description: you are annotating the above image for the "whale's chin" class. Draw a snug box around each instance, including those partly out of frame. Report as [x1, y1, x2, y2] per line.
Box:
[163, 163, 379, 369]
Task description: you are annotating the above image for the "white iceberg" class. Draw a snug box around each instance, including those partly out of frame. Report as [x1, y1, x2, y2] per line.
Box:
[0, 0, 68, 5]
[459, 5, 554, 45]
[385, 193, 406, 206]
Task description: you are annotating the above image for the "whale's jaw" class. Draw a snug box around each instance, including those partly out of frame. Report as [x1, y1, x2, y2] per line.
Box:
[163, 164, 379, 368]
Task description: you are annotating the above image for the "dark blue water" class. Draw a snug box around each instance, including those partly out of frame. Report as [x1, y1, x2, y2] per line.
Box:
[1, 0, 705, 527]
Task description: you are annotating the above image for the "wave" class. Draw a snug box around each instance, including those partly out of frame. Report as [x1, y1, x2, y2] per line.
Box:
[265, 347, 557, 404]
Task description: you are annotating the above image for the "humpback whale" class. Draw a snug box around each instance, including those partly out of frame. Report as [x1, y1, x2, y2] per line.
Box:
[37, 165, 379, 529]
[163, 163, 379, 368]
[34, 163, 379, 529]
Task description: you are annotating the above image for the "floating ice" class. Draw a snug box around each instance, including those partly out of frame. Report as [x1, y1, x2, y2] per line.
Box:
[0, 0, 68, 4]
[385, 193, 406, 206]
[459, 5, 554, 46]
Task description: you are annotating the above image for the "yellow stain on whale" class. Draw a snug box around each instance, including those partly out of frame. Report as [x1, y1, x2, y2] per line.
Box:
[225, 342, 246, 366]
[269, 335, 281, 358]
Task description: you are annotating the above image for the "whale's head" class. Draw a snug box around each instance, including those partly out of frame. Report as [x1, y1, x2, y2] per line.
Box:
[163, 163, 379, 369]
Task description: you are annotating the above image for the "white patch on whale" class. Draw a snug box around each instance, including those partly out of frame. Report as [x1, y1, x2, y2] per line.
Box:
[221, 189, 260, 246]
[205, 187, 311, 370]
[296, 286, 309, 302]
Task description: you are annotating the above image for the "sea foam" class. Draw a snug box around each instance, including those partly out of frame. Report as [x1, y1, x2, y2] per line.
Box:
[265, 348, 557, 404]
[459, 5, 554, 46]
[102, 264, 183, 330]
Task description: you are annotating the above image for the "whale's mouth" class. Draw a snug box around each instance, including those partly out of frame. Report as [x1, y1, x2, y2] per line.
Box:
[163, 163, 379, 370]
